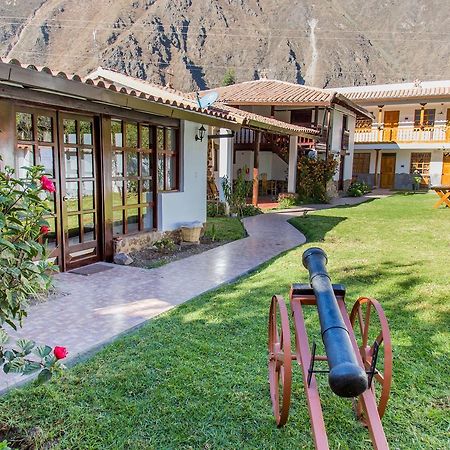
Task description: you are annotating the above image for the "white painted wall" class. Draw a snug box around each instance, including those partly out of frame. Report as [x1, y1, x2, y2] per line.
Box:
[158, 120, 207, 231]
[217, 128, 234, 201]
[233, 150, 288, 181]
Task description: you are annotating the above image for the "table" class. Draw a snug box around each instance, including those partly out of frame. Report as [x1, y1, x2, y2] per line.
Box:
[431, 186, 450, 208]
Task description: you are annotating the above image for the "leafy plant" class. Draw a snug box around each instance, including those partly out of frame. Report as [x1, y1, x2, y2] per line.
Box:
[153, 237, 176, 253]
[347, 180, 371, 197]
[297, 155, 338, 203]
[222, 68, 236, 86]
[221, 170, 251, 217]
[0, 163, 66, 381]
[277, 192, 297, 209]
[240, 204, 263, 217]
[207, 201, 226, 217]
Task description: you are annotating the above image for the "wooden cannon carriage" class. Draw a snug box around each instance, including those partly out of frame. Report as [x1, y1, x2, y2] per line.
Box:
[268, 248, 392, 449]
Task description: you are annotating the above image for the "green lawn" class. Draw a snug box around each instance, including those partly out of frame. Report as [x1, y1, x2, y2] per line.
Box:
[0, 193, 449, 449]
[204, 217, 246, 241]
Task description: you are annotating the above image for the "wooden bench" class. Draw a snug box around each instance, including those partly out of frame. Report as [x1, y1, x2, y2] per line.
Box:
[431, 185, 450, 208]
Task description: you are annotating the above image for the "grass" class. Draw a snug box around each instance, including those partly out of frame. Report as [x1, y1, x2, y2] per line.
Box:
[204, 217, 245, 241]
[0, 193, 449, 449]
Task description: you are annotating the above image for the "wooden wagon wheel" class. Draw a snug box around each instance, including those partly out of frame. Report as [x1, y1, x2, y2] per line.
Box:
[350, 297, 393, 422]
[268, 295, 292, 427]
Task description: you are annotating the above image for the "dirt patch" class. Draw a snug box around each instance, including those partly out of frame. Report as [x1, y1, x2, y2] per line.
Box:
[0, 423, 36, 449]
[130, 237, 231, 269]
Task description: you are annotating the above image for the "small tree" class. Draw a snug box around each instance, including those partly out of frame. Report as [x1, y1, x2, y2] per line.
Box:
[221, 170, 250, 217]
[0, 164, 67, 382]
[222, 68, 236, 86]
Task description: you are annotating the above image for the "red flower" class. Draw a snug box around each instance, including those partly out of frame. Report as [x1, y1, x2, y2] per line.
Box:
[40, 176, 56, 193]
[53, 346, 68, 360]
[40, 225, 50, 235]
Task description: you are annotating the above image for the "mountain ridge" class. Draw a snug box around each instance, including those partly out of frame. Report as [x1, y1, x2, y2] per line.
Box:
[1, 0, 449, 91]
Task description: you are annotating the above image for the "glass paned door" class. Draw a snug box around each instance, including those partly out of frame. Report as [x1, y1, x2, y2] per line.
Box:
[60, 114, 101, 269]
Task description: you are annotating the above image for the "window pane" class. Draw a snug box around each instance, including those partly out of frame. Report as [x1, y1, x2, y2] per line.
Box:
[127, 208, 139, 233]
[82, 181, 95, 210]
[65, 148, 78, 178]
[141, 125, 150, 149]
[16, 144, 34, 178]
[45, 217, 57, 249]
[63, 119, 77, 144]
[157, 128, 164, 151]
[47, 191, 56, 214]
[80, 121, 93, 145]
[113, 210, 123, 235]
[168, 154, 177, 190]
[37, 116, 53, 142]
[158, 154, 165, 190]
[142, 179, 153, 203]
[142, 153, 151, 177]
[81, 148, 94, 177]
[126, 123, 138, 148]
[112, 181, 124, 207]
[111, 119, 123, 147]
[68, 215, 80, 245]
[16, 112, 33, 141]
[126, 151, 139, 176]
[38, 146, 54, 177]
[65, 181, 79, 213]
[166, 128, 176, 151]
[112, 151, 123, 177]
[83, 214, 95, 242]
[142, 207, 153, 230]
[126, 180, 139, 205]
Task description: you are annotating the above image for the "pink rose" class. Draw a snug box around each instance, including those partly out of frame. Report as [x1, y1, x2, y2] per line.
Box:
[53, 346, 68, 360]
[40, 176, 56, 193]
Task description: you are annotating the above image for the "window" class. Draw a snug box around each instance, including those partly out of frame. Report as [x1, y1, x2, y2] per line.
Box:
[353, 153, 371, 174]
[111, 119, 156, 235]
[157, 127, 179, 191]
[15, 109, 58, 251]
[414, 109, 435, 128]
[410, 152, 431, 176]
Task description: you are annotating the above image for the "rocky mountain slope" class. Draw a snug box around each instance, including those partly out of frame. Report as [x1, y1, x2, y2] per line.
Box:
[1, 0, 449, 91]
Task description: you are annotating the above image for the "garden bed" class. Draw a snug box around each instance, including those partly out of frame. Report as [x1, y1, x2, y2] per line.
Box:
[130, 217, 246, 269]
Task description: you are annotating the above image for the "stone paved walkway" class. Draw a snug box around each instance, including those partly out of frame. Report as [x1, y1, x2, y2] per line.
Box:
[0, 192, 388, 394]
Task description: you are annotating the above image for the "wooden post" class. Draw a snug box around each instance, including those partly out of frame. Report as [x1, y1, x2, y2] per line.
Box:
[374, 149, 380, 188]
[252, 131, 261, 206]
[419, 103, 426, 141]
[377, 106, 384, 141]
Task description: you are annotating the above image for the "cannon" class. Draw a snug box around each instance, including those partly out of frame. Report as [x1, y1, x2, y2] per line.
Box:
[268, 248, 392, 449]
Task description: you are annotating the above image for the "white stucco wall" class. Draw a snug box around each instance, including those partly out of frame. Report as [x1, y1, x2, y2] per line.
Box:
[158, 120, 207, 231]
[233, 150, 288, 181]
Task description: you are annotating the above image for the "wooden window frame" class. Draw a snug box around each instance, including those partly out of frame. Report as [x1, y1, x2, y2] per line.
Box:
[111, 118, 157, 236]
[352, 152, 371, 174]
[157, 126, 180, 192]
[414, 108, 435, 129]
[410, 152, 431, 176]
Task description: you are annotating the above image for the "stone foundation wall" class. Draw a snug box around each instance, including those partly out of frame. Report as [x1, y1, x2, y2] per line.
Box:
[113, 229, 182, 255]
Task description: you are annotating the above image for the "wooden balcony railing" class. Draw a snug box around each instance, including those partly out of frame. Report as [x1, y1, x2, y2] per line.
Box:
[355, 125, 450, 143]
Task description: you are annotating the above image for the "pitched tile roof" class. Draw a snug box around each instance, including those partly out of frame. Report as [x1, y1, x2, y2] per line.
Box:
[89, 68, 319, 138]
[331, 80, 450, 102]
[0, 59, 239, 127]
[203, 79, 334, 105]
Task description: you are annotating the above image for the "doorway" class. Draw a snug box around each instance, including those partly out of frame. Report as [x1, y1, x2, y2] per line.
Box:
[383, 111, 400, 142]
[59, 114, 102, 270]
[442, 153, 450, 185]
[380, 153, 396, 189]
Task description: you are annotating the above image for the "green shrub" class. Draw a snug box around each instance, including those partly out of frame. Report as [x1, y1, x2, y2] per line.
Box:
[207, 201, 226, 217]
[347, 180, 371, 197]
[277, 192, 297, 209]
[241, 204, 263, 217]
[0, 164, 66, 381]
[297, 155, 338, 203]
[153, 237, 176, 253]
[222, 170, 250, 217]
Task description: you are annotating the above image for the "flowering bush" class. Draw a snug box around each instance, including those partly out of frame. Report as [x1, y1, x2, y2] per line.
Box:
[277, 192, 297, 209]
[297, 155, 338, 203]
[0, 163, 66, 382]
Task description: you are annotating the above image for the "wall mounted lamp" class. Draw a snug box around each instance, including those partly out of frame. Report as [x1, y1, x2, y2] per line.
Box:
[195, 125, 206, 142]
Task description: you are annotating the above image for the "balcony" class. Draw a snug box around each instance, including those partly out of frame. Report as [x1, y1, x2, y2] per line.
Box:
[355, 125, 450, 144]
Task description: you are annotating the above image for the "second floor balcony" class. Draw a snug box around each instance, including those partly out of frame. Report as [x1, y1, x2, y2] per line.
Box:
[355, 125, 450, 144]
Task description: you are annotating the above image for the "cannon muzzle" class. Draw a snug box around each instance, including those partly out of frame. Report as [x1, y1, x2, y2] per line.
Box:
[302, 248, 368, 397]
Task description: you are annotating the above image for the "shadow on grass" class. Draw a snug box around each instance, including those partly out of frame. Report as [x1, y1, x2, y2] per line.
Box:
[289, 215, 347, 242]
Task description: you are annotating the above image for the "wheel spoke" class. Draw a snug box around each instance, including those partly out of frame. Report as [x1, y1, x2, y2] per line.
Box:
[357, 306, 365, 338]
[362, 301, 371, 348]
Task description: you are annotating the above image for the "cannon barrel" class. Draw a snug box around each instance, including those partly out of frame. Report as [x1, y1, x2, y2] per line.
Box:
[302, 248, 368, 397]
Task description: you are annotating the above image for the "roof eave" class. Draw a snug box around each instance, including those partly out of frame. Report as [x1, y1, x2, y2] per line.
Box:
[332, 93, 372, 119]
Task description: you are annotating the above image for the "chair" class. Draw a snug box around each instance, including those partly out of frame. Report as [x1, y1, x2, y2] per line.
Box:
[260, 173, 268, 195]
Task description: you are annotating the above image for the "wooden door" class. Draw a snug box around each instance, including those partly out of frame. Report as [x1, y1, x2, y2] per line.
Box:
[380, 154, 396, 189]
[442, 154, 450, 186]
[59, 114, 102, 270]
[383, 111, 400, 142]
